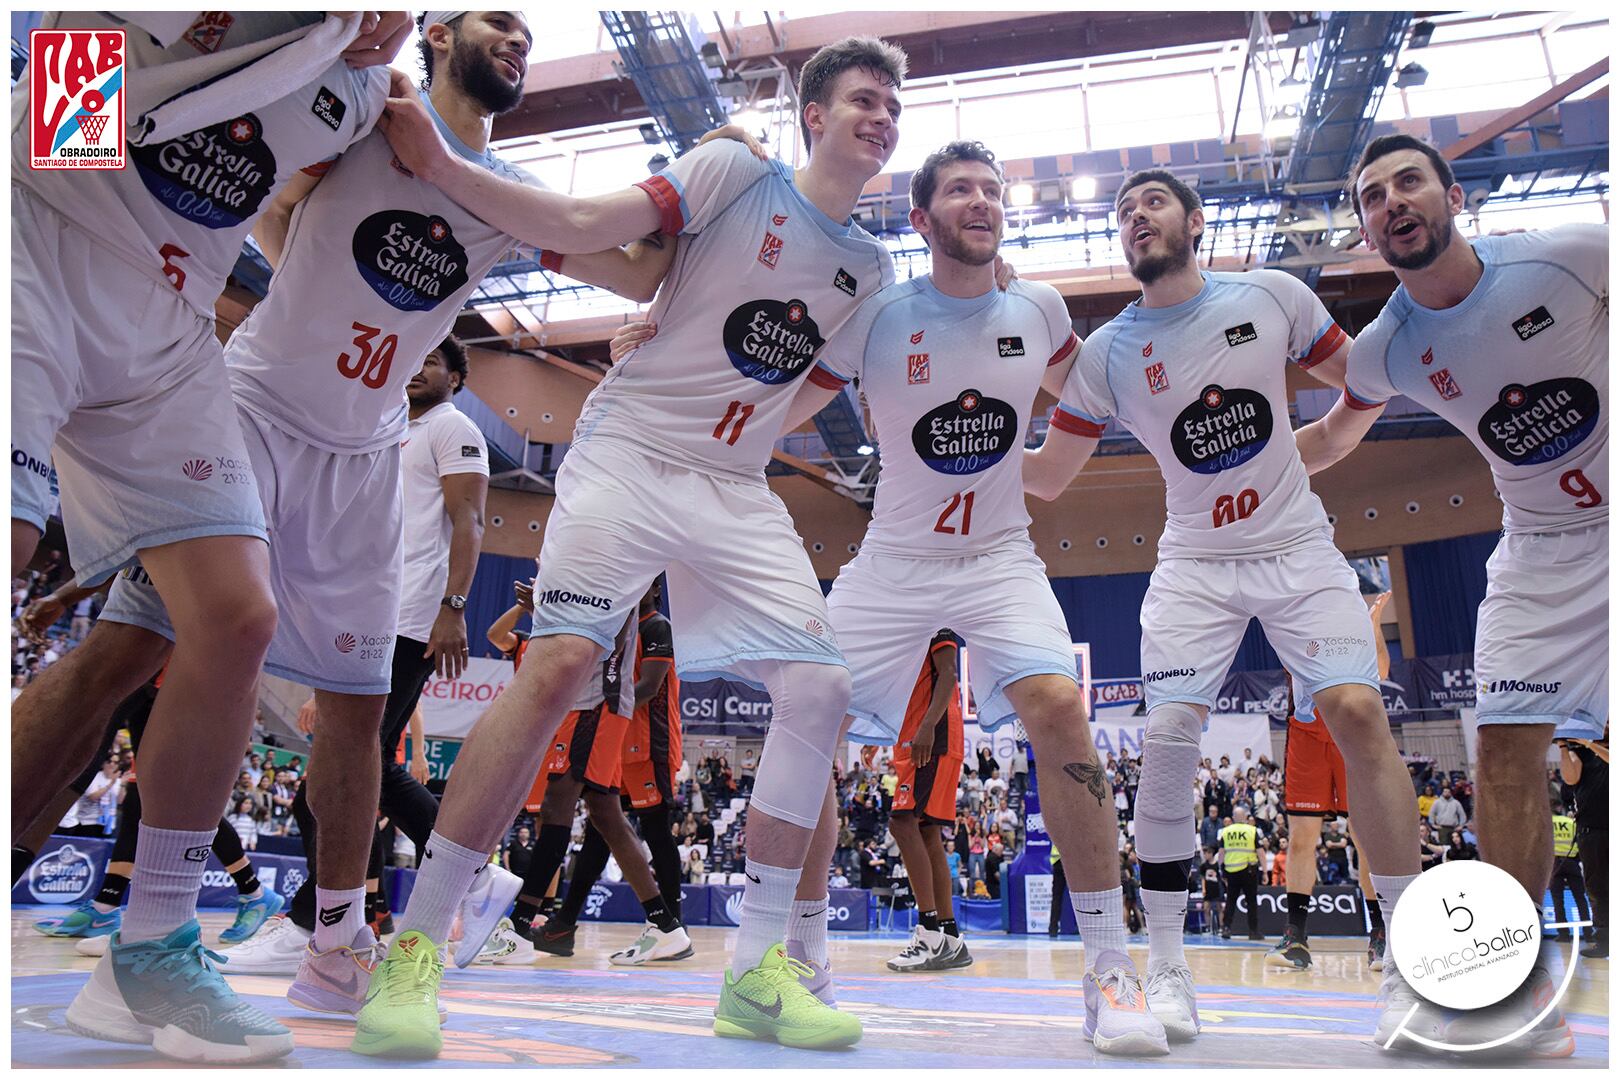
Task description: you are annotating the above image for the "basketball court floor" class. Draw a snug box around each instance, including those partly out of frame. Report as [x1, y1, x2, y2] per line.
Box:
[10, 910, 1609, 1068]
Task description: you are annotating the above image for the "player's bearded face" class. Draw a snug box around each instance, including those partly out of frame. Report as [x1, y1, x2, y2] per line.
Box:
[1375, 199, 1453, 271]
[926, 163, 1004, 267]
[448, 25, 527, 115]
[1122, 206, 1195, 285]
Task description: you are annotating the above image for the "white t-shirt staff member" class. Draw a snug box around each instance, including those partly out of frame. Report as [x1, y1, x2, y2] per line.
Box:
[398, 336, 490, 674]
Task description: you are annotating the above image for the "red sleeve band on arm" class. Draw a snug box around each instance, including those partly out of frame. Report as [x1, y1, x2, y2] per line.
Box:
[633, 176, 684, 235]
[1298, 323, 1348, 369]
[1049, 410, 1107, 438]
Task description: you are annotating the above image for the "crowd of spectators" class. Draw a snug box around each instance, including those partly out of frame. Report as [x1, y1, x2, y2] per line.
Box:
[11, 562, 96, 692]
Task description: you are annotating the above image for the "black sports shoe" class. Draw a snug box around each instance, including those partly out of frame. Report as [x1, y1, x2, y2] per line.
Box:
[1265, 929, 1312, 970]
[1579, 941, 1607, 960]
[534, 920, 577, 957]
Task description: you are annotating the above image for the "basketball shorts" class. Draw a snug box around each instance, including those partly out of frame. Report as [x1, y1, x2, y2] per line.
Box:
[894, 747, 964, 825]
[622, 708, 681, 810]
[829, 541, 1077, 744]
[100, 402, 403, 694]
[1474, 523, 1607, 738]
[1283, 713, 1347, 815]
[543, 705, 630, 793]
[530, 436, 842, 677]
[1139, 534, 1380, 712]
[11, 185, 266, 584]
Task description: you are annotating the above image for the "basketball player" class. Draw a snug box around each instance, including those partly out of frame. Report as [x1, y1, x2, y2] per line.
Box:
[1296, 132, 1605, 1057]
[363, 36, 909, 1054]
[1023, 169, 1423, 1048]
[882, 630, 972, 973]
[530, 580, 691, 966]
[11, 12, 406, 1062]
[771, 141, 1164, 1054]
[216, 336, 493, 979]
[1268, 591, 1392, 972]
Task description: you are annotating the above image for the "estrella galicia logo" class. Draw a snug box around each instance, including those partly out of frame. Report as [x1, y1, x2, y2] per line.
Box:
[1511, 305, 1554, 341]
[911, 388, 1018, 475]
[351, 210, 469, 311]
[997, 336, 1025, 357]
[28, 844, 95, 904]
[132, 113, 276, 230]
[1476, 378, 1599, 467]
[1224, 322, 1258, 347]
[1170, 384, 1274, 475]
[721, 298, 823, 384]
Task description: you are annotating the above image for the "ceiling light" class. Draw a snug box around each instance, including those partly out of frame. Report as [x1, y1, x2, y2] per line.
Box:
[1409, 20, 1435, 49]
[1008, 183, 1035, 208]
[1394, 62, 1429, 88]
[1277, 75, 1308, 107]
[1264, 106, 1300, 141]
[1071, 175, 1098, 200]
[856, 444, 875, 456]
[730, 108, 767, 132]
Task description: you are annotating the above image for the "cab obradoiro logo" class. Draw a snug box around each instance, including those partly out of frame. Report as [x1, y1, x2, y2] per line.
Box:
[351, 210, 469, 311]
[1171, 384, 1274, 474]
[911, 389, 1019, 475]
[722, 298, 823, 384]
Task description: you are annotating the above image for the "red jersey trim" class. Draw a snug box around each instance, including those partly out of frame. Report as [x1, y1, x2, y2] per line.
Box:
[806, 366, 847, 390]
[1342, 388, 1384, 411]
[1047, 331, 1080, 367]
[1298, 323, 1348, 369]
[1050, 409, 1107, 438]
[634, 176, 683, 235]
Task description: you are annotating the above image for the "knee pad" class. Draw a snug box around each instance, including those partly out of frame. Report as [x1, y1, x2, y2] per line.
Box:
[1133, 702, 1205, 863]
[742, 660, 851, 829]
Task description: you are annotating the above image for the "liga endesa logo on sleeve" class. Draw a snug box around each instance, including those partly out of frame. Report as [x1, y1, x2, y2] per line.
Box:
[30, 27, 126, 169]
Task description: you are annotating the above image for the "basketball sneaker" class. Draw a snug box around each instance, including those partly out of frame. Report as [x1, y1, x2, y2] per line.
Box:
[784, 939, 835, 1004]
[610, 923, 694, 965]
[1439, 965, 1574, 1058]
[37, 900, 120, 939]
[1371, 961, 1448, 1051]
[214, 914, 310, 974]
[533, 919, 577, 957]
[714, 943, 861, 1049]
[289, 925, 380, 1016]
[933, 933, 974, 970]
[1144, 961, 1201, 1042]
[351, 931, 444, 1060]
[1266, 928, 1313, 970]
[1084, 950, 1170, 1055]
[476, 918, 537, 965]
[219, 887, 286, 945]
[1368, 927, 1387, 971]
[451, 864, 523, 969]
[886, 925, 947, 971]
[64, 920, 294, 1064]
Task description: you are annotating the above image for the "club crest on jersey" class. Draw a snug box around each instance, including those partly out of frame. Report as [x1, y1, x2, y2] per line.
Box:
[1170, 383, 1274, 475]
[722, 298, 823, 384]
[1144, 361, 1169, 395]
[834, 268, 857, 296]
[312, 85, 347, 131]
[1428, 367, 1462, 401]
[772, 213, 789, 226]
[911, 329, 925, 345]
[182, 12, 234, 54]
[1421, 346, 1435, 366]
[1476, 378, 1600, 467]
[352, 211, 470, 311]
[997, 336, 1026, 358]
[757, 229, 784, 270]
[132, 111, 275, 229]
[1143, 341, 1153, 358]
[1512, 305, 1554, 341]
[1224, 322, 1258, 347]
[911, 388, 1018, 475]
[908, 353, 931, 385]
[29, 27, 125, 169]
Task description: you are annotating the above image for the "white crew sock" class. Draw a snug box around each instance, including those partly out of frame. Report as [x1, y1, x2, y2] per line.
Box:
[730, 860, 798, 978]
[1371, 872, 1419, 954]
[122, 824, 214, 943]
[312, 886, 367, 952]
[1142, 887, 1189, 969]
[396, 830, 489, 944]
[1072, 887, 1129, 969]
[785, 896, 830, 967]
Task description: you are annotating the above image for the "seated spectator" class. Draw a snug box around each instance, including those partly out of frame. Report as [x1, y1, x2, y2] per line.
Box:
[1445, 830, 1479, 862]
[227, 797, 259, 850]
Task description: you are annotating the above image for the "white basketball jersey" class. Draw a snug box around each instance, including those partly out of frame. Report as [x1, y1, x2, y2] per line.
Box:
[12, 11, 385, 320]
[1055, 270, 1348, 559]
[818, 277, 1077, 555]
[573, 139, 894, 477]
[226, 92, 542, 454]
[1345, 224, 1608, 534]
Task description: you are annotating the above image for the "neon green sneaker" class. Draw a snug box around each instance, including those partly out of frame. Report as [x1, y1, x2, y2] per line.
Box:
[714, 943, 861, 1049]
[350, 930, 443, 1059]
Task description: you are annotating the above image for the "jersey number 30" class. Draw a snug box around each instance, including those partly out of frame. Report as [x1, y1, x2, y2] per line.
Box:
[337, 322, 399, 390]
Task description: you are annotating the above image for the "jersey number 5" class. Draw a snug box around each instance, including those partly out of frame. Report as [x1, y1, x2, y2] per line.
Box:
[1559, 468, 1603, 509]
[337, 322, 399, 390]
[934, 491, 976, 536]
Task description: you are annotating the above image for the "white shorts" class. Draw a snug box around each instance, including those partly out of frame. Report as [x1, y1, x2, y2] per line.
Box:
[100, 403, 403, 695]
[1140, 534, 1379, 711]
[531, 436, 842, 677]
[10, 185, 266, 584]
[1474, 523, 1607, 738]
[828, 541, 1078, 745]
